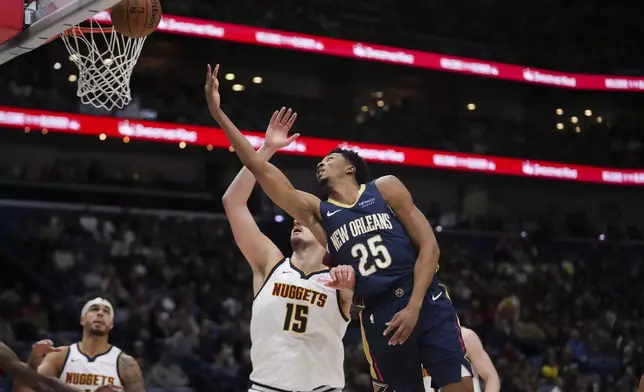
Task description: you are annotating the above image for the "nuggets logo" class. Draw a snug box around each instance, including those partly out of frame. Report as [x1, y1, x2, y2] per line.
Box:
[65, 372, 115, 386]
[272, 283, 327, 307]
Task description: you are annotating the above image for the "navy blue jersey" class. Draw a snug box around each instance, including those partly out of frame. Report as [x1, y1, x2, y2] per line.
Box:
[319, 181, 423, 299]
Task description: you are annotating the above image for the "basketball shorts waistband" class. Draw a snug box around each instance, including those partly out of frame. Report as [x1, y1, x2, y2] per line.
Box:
[359, 280, 442, 309]
[249, 380, 340, 392]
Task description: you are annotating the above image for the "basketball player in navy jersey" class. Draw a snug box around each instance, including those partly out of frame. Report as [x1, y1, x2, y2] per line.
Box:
[205, 64, 473, 392]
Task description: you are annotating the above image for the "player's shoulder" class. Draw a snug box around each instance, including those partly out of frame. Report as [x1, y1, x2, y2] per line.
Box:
[40, 345, 70, 375]
[117, 352, 144, 383]
[48, 346, 71, 362]
[374, 174, 405, 186]
[373, 175, 410, 203]
[117, 352, 140, 371]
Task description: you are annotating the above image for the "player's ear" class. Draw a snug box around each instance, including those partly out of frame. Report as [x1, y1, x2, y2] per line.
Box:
[345, 165, 356, 175]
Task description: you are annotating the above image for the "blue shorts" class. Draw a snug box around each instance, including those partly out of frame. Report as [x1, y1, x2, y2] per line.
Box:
[359, 282, 472, 392]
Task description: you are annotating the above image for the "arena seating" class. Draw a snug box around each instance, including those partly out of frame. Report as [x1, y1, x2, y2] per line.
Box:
[0, 204, 642, 391]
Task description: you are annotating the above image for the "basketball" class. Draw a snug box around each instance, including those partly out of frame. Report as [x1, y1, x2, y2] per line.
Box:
[110, 0, 162, 38]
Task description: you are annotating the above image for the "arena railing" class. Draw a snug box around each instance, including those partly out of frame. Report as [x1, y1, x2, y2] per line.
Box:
[87, 12, 644, 92]
[0, 106, 643, 186]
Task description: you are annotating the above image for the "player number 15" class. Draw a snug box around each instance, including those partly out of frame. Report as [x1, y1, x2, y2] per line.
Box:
[351, 234, 392, 276]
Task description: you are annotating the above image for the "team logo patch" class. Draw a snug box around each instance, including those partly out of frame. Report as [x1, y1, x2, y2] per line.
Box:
[395, 288, 404, 298]
[372, 381, 389, 392]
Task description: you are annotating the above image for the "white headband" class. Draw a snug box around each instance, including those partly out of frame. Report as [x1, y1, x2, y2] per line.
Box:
[81, 297, 115, 318]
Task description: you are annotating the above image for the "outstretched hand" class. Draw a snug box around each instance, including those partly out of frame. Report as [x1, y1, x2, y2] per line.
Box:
[263, 107, 300, 150]
[325, 265, 356, 290]
[204, 64, 221, 116]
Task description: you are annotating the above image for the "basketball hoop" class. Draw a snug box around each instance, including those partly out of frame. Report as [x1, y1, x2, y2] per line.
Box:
[60, 18, 146, 111]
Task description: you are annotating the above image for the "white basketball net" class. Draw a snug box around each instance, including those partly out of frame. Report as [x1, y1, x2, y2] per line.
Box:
[60, 19, 146, 111]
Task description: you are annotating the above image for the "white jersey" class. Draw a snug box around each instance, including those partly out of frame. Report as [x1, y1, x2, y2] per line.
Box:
[59, 343, 124, 391]
[250, 258, 349, 391]
[423, 368, 481, 392]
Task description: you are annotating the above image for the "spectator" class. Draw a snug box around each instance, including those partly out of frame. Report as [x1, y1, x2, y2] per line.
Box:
[146, 352, 193, 392]
[565, 329, 587, 363]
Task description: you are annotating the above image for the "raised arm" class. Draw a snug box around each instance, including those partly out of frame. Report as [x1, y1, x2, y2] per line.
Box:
[222, 110, 299, 283]
[377, 175, 439, 345]
[461, 328, 500, 392]
[205, 65, 326, 244]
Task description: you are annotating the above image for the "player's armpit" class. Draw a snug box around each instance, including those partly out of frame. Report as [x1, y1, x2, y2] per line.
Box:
[461, 328, 500, 392]
[118, 354, 145, 392]
[375, 175, 439, 308]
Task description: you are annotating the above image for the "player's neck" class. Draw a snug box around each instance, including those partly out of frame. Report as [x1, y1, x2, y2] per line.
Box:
[291, 247, 326, 274]
[327, 180, 361, 206]
[79, 335, 110, 357]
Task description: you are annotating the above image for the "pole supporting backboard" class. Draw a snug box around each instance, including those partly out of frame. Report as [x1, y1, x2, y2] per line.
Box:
[0, 0, 121, 65]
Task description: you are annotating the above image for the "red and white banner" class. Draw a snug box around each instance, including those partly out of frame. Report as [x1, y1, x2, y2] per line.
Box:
[1, 106, 643, 185]
[92, 13, 644, 92]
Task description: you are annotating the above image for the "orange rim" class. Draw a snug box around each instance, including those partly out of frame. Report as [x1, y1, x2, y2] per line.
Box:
[46, 26, 115, 44]
[62, 26, 115, 35]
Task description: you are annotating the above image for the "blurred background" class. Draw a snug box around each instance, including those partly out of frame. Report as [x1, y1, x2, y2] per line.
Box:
[0, 1, 643, 391]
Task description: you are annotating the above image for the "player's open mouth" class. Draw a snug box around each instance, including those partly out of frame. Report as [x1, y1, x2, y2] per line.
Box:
[317, 169, 325, 178]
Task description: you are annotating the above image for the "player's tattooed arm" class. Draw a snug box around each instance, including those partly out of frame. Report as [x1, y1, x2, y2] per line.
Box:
[119, 354, 145, 392]
[376, 175, 439, 344]
[205, 64, 326, 245]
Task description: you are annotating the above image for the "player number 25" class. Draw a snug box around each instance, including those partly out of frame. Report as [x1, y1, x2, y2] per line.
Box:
[283, 303, 308, 333]
[351, 234, 392, 276]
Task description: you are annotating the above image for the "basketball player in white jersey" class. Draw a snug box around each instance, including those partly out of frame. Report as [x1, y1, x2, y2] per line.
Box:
[13, 297, 145, 392]
[221, 107, 354, 392]
[423, 327, 499, 392]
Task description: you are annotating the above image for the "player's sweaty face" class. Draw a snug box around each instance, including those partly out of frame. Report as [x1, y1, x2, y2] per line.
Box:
[291, 220, 315, 244]
[316, 153, 346, 185]
[82, 304, 113, 334]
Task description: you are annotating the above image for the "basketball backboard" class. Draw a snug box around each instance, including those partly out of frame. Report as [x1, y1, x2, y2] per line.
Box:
[0, 0, 121, 66]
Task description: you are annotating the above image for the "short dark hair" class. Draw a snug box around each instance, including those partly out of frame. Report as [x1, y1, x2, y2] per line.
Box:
[328, 148, 370, 184]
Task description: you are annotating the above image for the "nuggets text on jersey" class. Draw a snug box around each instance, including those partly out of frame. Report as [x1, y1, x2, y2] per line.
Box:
[271, 282, 328, 307]
[64, 373, 115, 386]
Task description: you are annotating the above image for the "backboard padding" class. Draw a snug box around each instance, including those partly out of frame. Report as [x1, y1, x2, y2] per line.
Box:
[0, 0, 121, 65]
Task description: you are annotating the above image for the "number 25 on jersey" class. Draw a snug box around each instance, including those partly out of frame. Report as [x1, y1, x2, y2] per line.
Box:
[351, 234, 392, 276]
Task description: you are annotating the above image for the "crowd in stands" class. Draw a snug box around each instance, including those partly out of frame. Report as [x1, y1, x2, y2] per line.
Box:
[0, 205, 642, 392]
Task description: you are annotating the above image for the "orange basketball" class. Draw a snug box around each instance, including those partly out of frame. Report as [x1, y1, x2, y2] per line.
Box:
[110, 0, 162, 38]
